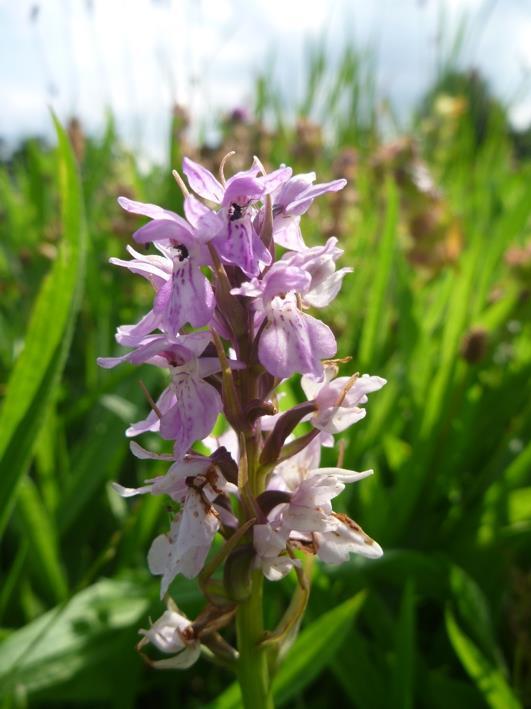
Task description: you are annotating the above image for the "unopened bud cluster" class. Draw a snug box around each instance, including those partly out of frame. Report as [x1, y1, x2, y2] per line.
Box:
[99, 155, 386, 668]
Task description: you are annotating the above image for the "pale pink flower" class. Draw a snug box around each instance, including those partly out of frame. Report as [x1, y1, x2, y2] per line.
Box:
[301, 364, 387, 434]
[138, 608, 201, 669]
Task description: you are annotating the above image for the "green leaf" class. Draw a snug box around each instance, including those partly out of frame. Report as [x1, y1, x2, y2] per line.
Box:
[273, 591, 367, 705]
[0, 114, 86, 536]
[0, 576, 154, 697]
[445, 609, 521, 709]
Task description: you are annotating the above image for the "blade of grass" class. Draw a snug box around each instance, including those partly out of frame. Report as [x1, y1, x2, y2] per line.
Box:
[14, 478, 68, 605]
[391, 580, 416, 709]
[358, 176, 398, 370]
[445, 608, 521, 709]
[0, 113, 86, 536]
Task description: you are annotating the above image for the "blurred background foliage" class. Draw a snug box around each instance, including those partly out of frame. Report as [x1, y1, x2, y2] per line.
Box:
[0, 26, 530, 709]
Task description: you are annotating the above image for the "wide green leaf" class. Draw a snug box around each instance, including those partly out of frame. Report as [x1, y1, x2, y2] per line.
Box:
[0, 576, 154, 697]
[274, 591, 367, 705]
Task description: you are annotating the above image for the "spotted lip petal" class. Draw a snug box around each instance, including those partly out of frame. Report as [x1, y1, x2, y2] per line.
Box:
[213, 217, 272, 277]
[154, 257, 215, 335]
[159, 376, 222, 460]
[231, 261, 336, 377]
[259, 294, 337, 379]
[148, 494, 220, 594]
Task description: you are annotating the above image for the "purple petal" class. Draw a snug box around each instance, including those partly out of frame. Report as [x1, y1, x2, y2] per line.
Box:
[184, 195, 225, 241]
[272, 215, 307, 251]
[130, 441, 174, 460]
[116, 310, 161, 346]
[109, 249, 171, 289]
[159, 378, 222, 459]
[183, 157, 224, 203]
[133, 218, 194, 246]
[126, 387, 177, 437]
[117, 196, 184, 223]
[258, 166, 293, 194]
[97, 354, 132, 369]
[287, 179, 347, 216]
[154, 260, 215, 336]
[274, 173, 315, 209]
[98, 335, 168, 369]
[214, 219, 271, 277]
[231, 158, 261, 179]
[210, 309, 232, 340]
[196, 357, 222, 379]
[175, 331, 212, 358]
[262, 264, 311, 301]
[112, 482, 153, 497]
[222, 176, 264, 207]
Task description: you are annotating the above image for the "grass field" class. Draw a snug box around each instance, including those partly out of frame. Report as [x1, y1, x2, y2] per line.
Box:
[0, 45, 530, 708]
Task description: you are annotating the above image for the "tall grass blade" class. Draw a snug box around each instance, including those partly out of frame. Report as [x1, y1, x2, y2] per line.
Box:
[0, 114, 87, 536]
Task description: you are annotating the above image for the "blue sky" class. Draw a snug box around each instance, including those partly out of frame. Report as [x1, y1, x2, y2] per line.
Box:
[1, 0, 530, 162]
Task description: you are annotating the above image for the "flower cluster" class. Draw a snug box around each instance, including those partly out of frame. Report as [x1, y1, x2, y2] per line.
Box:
[98, 155, 385, 670]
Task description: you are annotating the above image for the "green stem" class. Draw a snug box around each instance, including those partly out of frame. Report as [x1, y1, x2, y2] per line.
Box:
[236, 571, 274, 709]
[235, 425, 273, 707]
